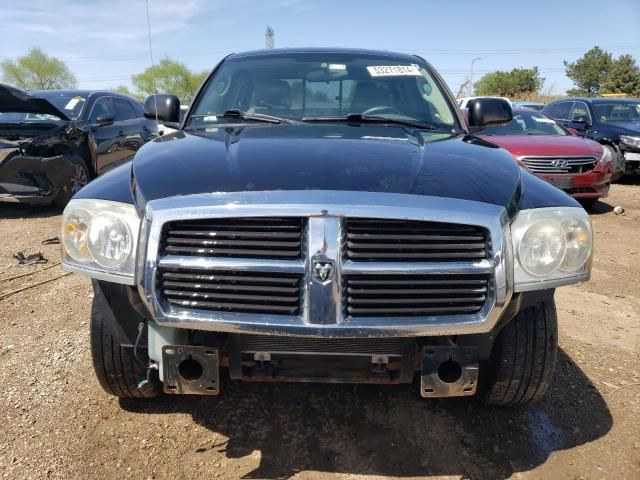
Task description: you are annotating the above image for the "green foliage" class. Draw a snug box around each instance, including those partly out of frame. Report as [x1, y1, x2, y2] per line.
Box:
[474, 67, 544, 98]
[564, 46, 613, 96]
[113, 85, 144, 101]
[1, 47, 77, 90]
[131, 58, 207, 104]
[601, 54, 640, 96]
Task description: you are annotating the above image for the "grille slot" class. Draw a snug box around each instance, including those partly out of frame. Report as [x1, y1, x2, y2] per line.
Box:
[236, 334, 408, 355]
[162, 217, 304, 259]
[344, 274, 489, 317]
[521, 156, 596, 174]
[344, 218, 488, 261]
[159, 269, 302, 315]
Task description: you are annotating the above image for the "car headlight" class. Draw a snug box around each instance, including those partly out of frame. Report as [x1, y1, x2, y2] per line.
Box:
[599, 145, 613, 164]
[620, 135, 640, 149]
[512, 207, 592, 291]
[61, 199, 140, 284]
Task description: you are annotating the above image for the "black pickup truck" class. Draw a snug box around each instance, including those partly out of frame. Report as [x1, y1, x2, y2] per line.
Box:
[60, 48, 593, 407]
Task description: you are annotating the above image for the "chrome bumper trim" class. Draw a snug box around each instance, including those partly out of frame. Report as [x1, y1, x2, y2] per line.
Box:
[158, 255, 306, 274]
[138, 190, 513, 337]
[342, 260, 493, 275]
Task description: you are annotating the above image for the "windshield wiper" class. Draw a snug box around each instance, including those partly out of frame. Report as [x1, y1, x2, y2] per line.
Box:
[301, 114, 455, 132]
[190, 109, 297, 125]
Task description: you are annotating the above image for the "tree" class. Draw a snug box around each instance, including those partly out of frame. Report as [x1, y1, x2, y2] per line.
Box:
[1, 48, 77, 90]
[564, 46, 613, 96]
[113, 85, 144, 101]
[474, 67, 544, 98]
[131, 58, 207, 105]
[602, 54, 640, 96]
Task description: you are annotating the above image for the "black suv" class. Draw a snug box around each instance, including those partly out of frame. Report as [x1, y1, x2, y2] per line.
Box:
[543, 97, 640, 177]
[0, 86, 158, 206]
[60, 48, 593, 407]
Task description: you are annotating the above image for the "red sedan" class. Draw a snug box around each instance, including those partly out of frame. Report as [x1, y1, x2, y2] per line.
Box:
[464, 108, 612, 208]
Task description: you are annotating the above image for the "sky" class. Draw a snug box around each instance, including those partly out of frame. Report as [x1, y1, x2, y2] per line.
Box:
[1, 0, 639, 96]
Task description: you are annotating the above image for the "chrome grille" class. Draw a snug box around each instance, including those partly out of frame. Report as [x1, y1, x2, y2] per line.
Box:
[158, 269, 302, 314]
[142, 191, 511, 336]
[521, 156, 597, 174]
[344, 218, 488, 261]
[344, 274, 489, 317]
[161, 217, 304, 259]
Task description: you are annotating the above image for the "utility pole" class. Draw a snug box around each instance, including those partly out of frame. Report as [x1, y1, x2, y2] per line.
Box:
[265, 26, 274, 49]
[468, 57, 481, 96]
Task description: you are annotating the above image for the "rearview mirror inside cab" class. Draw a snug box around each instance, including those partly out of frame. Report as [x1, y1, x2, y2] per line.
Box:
[467, 98, 513, 128]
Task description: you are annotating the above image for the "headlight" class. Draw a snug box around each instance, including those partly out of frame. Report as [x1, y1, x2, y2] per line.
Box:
[61, 199, 141, 284]
[512, 207, 592, 291]
[599, 145, 613, 164]
[620, 135, 640, 149]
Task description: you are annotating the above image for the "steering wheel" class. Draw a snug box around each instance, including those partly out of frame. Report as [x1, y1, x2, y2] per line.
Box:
[361, 106, 402, 116]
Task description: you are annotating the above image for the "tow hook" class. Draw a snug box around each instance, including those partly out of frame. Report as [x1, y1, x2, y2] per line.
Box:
[420, 346, 479, 398]
[161, 346, 220, 395]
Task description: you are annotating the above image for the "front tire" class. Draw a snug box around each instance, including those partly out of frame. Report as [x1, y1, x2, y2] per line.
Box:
[90, 290, 162, 399]
[54, 156, 91, 208]
[482, 301, 557, 407]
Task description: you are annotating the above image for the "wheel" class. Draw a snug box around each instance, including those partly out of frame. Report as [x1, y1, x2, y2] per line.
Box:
[578, 198, 597, 211]
[482, 301, 557, 407]
[603, 145, 624, 182]
[54, 156, 91, 208]
[90, 285, 162, 399]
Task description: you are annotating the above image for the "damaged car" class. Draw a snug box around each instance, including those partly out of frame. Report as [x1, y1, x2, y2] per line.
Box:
[0, 84, 158, 207]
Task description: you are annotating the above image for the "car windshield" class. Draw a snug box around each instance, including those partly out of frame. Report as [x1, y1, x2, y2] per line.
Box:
[481, 110, 567, 136]
[188, 52, 458, 130]
[593, 101, 640, 124]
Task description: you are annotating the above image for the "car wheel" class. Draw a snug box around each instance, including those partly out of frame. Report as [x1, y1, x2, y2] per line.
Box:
[604, 145, 624, 182]
[481, 300, 557, 407]
[54, 157, 91, 208]
[90, 286, 162, 400]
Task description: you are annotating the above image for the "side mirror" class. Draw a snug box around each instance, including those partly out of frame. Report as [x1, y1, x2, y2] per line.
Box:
[572, 116, 590, 129]
[466, 98, 513, 128]
[95, 114, 115, 127]
[144, 94, 180, 123]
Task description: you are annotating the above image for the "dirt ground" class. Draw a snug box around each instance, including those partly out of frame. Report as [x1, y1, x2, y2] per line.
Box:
[0, 183, 638, 480]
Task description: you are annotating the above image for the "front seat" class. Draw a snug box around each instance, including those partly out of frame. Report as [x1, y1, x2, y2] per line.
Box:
[252, 79, 292, 111]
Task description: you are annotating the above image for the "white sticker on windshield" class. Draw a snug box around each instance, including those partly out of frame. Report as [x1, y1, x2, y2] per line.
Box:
[65, 98, 79, 110]
[367, 65, 421, 77]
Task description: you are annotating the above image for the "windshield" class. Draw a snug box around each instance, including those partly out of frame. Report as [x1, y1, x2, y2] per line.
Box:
[593, 101, 640, 124]
[481, 110, 567, 136]
[188, 53, 458, 130]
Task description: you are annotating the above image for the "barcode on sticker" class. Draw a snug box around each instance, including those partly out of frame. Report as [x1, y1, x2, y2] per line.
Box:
[367, 65, 420, 77]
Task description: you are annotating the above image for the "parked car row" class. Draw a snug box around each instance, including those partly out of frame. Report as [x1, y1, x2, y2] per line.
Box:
[461, 107, 612, 209]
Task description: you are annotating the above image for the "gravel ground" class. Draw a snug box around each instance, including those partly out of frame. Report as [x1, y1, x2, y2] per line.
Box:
[0, 183, 638, 480]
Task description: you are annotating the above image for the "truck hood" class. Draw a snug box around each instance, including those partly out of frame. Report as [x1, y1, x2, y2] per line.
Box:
[0, 83, 70, 120]
[131, 123, 523, 211]
[480, 134, 603, 158]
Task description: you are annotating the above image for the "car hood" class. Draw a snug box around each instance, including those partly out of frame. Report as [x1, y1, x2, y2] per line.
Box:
[131, 123, 523, 211]
[602, 121, 640, 134]
[480, 134, 602, 158]
[0, 83, 69, 120]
